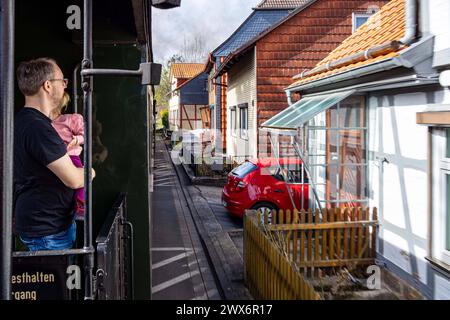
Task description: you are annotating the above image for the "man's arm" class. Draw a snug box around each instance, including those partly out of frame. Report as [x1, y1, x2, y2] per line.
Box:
[47, 154, 95, 189]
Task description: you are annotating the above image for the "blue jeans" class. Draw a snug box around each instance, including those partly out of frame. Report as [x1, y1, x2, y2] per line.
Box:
[20, 222, 76, 251]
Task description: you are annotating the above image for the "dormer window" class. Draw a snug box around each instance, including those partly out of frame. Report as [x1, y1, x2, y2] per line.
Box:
[352, 12, 372, 32]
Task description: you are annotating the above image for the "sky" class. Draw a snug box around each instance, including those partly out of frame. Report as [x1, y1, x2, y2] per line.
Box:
[152, 0, 262, 64]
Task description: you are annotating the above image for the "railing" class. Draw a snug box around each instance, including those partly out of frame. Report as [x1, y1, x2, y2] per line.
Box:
[95, 193, 134, 300]
[244, 207, 378, 300]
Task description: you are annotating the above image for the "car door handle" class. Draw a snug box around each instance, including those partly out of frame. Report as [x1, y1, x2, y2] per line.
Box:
[274, 189, 284, 193]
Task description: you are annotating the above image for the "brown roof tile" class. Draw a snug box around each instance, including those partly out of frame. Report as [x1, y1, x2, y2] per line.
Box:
[288, 0, 406, 88]
[169, 63, 204, 79]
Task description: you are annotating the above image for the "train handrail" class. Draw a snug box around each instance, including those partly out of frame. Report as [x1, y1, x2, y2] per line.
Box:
[95, 193, 133, 300]
[12, 248, 94, 258]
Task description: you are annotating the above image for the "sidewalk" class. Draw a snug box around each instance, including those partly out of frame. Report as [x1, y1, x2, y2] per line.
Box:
[152, 136, 220, 300]
[166, 139, 252, 300]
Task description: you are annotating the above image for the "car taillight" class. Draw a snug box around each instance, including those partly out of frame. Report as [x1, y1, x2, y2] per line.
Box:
[236, 181, 247, 191]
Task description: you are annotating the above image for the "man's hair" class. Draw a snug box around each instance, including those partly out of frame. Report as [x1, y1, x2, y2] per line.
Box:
[17, 58, 58, 96]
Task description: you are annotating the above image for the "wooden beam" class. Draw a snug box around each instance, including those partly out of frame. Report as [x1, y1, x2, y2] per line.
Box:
[416, 111, 450, 125]
[131, 0, 147, 43]
[266, 220, 378, 231]
[296, 258, 374, 268]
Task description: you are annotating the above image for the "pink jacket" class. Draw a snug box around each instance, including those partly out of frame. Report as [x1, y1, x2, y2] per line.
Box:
[52, 114, 84, 156]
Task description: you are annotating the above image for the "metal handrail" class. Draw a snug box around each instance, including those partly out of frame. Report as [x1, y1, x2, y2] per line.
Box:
[12, 248, 95, 258]
[95, 193, 133, 300]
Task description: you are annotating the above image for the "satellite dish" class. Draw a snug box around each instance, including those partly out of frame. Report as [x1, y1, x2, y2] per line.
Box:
[152, 0, 181, 9]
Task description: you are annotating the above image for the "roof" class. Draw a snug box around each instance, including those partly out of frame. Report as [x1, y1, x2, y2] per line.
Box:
[213, 10, 291, 57]
[175, 71, 207, 91]
[169, 63, 204, 79]
[255, 0, 312, 9]
[213, 0, 317, 78]
[288, 0, 406, 89]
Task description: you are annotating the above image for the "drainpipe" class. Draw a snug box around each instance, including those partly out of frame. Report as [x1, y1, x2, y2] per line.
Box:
[439, 71, 450, 104]
[400, 0, 417, 46]
[286, 89, 293, 106]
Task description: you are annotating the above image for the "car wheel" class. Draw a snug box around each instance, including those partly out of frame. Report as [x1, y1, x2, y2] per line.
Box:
[252, 202, 277, 224]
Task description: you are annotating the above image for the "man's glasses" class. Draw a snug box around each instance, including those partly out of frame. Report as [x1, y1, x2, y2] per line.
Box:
[48, 78, 68, 88]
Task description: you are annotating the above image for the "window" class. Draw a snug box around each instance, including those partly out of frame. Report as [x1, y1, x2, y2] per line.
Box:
[239, 103, 248, 139]
[445, 174, 450, 252]
[305, 95, 367, 208]
[352, 13, 372, 32]
[231, 161, 257, 178]
[431, 128, 450, 267]
[230, 106, 236, 137]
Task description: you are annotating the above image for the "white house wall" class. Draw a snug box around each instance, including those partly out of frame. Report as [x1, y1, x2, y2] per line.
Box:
[169, 94, 180, 131]
[226, 48, 257, 162]
[368, 88, 450, 298]
[423, 0, 450, 67]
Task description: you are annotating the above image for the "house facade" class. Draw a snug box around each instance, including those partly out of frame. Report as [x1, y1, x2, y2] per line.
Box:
[206, 0, 309, 155]
[214, 0, 388, 163]
[168, 63, 206, 132]
[263, 0, 450, 299]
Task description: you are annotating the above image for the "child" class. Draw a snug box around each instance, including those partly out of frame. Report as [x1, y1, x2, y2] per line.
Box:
[51, 92, 85, 218]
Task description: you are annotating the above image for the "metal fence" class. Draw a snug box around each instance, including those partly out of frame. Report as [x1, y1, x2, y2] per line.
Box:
[95, 193, 134, 300]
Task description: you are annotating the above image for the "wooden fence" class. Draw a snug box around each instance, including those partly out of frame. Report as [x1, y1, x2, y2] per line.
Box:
[244, 211, 321, 300]
[244, 207, 378, 300]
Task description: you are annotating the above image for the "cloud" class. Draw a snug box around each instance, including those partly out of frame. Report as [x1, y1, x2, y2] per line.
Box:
[152, 0, 262, 63]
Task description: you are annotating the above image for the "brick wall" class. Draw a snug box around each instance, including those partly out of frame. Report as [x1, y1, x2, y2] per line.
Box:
[256, 0, 389, 154]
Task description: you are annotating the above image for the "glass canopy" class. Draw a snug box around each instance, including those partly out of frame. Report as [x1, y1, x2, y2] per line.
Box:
[261, 90, 355, 129]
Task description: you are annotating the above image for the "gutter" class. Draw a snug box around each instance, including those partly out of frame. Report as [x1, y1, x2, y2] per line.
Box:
[292, 41, 402, 81]
[286, 57, 404, 93]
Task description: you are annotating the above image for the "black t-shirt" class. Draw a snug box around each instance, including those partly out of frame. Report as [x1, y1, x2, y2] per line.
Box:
[14, 107, 75, 237]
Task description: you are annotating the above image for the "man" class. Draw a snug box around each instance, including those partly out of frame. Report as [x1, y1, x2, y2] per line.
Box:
[14, 58, 95, 251]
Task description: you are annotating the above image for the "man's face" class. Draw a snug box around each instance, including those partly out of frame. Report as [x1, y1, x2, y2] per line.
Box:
[47, 65, 66, 109]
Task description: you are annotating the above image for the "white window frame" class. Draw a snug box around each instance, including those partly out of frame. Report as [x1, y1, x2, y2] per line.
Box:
[230, 106, 237, 137]
[352, 12, 372, 32]
[239, 103, 248, 140]
[432, 128, 450, 268]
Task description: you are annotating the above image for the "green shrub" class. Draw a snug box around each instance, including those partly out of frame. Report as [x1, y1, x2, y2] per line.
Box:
[161, 109, 169, 129]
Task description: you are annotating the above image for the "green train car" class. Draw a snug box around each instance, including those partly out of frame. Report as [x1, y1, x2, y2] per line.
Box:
[0, 0, 181, 300]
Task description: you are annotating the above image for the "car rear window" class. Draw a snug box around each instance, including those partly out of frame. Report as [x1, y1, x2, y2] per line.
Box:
[231, 161, 257, 178]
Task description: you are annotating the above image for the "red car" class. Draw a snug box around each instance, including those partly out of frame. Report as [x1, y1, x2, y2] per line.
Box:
[222, 158, 309, 218]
